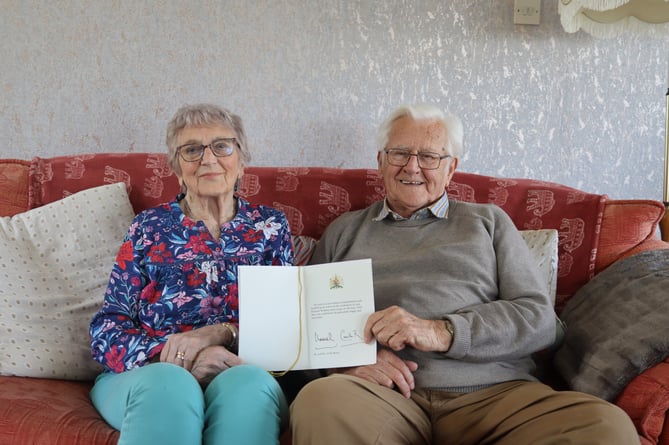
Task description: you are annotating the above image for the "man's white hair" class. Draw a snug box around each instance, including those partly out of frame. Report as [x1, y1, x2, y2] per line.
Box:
[376, 103, 463, 158]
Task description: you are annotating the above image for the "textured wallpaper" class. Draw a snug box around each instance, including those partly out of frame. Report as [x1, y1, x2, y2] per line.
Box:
[1, 0, 667, 200]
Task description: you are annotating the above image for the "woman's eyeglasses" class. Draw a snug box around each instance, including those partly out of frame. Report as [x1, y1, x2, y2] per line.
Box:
[177, 138, 239, 162]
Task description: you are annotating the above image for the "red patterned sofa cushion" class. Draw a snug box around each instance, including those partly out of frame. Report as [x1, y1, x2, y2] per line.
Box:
[0, 159, 30, 217]
[237, 167, 384, 237]
[447, 172, 606, 313]
[27, 154, 385, 238]
[29, 153, 179, 214]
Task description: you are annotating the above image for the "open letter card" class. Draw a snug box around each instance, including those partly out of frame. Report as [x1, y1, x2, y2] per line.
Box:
[238, 258, 376, 371]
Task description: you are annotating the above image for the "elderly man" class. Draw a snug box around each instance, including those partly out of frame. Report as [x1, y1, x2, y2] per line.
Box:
[289, 104, 638, 444]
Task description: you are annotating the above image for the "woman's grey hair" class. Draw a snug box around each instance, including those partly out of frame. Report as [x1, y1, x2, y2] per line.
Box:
[376, 103, 463, 158]
[166, 103, 251, 175]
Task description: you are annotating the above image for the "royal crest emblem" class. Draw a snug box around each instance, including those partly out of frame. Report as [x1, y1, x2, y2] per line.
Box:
[329, 274, 344, 289]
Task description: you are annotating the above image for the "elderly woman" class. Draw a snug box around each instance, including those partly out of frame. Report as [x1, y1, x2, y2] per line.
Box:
[89, 104, 293, 445]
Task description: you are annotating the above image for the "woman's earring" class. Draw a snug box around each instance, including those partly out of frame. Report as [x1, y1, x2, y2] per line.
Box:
[234, 178, 240, 193]
[177, 184, 187, 201]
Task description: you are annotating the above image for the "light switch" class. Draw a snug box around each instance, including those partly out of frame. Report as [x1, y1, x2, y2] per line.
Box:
[514, 0, 541, 25]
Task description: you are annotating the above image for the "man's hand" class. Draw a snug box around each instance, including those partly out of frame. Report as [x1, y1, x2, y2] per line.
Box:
[365, 305, 453, 353]
[338, 349, 418, 398]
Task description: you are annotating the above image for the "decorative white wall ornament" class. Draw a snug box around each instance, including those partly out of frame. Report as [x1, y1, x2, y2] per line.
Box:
[559, 0, 669, 38]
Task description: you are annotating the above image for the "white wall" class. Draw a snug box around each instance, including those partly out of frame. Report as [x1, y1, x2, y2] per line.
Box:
[1, 0, 667, 200]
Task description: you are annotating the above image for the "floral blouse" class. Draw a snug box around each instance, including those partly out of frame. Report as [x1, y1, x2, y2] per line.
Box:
[90, 197, 294, 373]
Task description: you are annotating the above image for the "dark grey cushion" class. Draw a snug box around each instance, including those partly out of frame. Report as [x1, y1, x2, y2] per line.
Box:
[553, 249, 669, 401]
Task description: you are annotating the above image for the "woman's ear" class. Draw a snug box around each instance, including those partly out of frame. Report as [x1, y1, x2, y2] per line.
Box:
[176, 177, 187, 198]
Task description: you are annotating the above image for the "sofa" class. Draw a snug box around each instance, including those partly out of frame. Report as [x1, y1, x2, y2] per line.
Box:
[1, 152, 669, 445]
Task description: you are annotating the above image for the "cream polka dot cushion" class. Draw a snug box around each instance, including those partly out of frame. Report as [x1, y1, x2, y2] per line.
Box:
[519, 229, 559, 305]
[0, 182, 134, 380]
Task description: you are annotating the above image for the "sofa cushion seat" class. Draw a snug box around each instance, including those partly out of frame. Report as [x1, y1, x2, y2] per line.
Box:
[0, 376, 119, 445]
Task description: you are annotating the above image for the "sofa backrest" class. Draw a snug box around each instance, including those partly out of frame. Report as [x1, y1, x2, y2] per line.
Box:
[27, 152, 614, 311]
[29, 153, 178, 215]
[2, 152, 667, 311]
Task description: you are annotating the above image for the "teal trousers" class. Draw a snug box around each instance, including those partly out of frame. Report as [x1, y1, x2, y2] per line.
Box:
[91, 363, 288, 445]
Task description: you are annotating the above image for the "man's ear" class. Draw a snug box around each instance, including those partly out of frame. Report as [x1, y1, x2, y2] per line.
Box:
[450, 157, 459, 173]
[377, 151, 383, 170]
[445, 157, 459, 184]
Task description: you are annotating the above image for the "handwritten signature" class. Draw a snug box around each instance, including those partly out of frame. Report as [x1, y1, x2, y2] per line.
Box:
[313, 329, 364, 349]
[340, 329, 363, 343]
[314, 331, 337, 349]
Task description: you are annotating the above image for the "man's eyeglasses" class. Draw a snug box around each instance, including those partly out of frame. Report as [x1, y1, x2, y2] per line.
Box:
[177, 138, 239, 162]
[383, 148, 451, 170]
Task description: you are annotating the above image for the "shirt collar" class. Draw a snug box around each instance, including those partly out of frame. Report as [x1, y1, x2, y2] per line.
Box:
[373, 192, 450, 221]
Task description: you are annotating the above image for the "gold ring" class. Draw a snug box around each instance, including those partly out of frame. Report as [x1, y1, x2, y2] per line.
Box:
[176, 351, 186, 360]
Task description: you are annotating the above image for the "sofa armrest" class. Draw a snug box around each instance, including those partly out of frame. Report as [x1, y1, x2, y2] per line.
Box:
[597, 200, 667, 273]
[615, 359, 669, 445]
[0, 159, 30, 216]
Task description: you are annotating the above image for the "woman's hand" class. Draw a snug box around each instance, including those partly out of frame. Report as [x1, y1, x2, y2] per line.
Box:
[337, 349, 418, 398]
[190, 345, 243, 386]
[160, 324, 232, 371]
[365, 305, 453, 353]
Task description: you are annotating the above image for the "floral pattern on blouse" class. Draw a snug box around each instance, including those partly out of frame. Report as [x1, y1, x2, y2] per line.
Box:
[89, 197, 294, 373]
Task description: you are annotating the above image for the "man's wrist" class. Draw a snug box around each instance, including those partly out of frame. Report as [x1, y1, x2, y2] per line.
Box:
[443, 319, 454, 351]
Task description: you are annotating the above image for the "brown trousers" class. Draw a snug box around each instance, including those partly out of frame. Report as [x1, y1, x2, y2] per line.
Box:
[290, 374, 639, 445]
